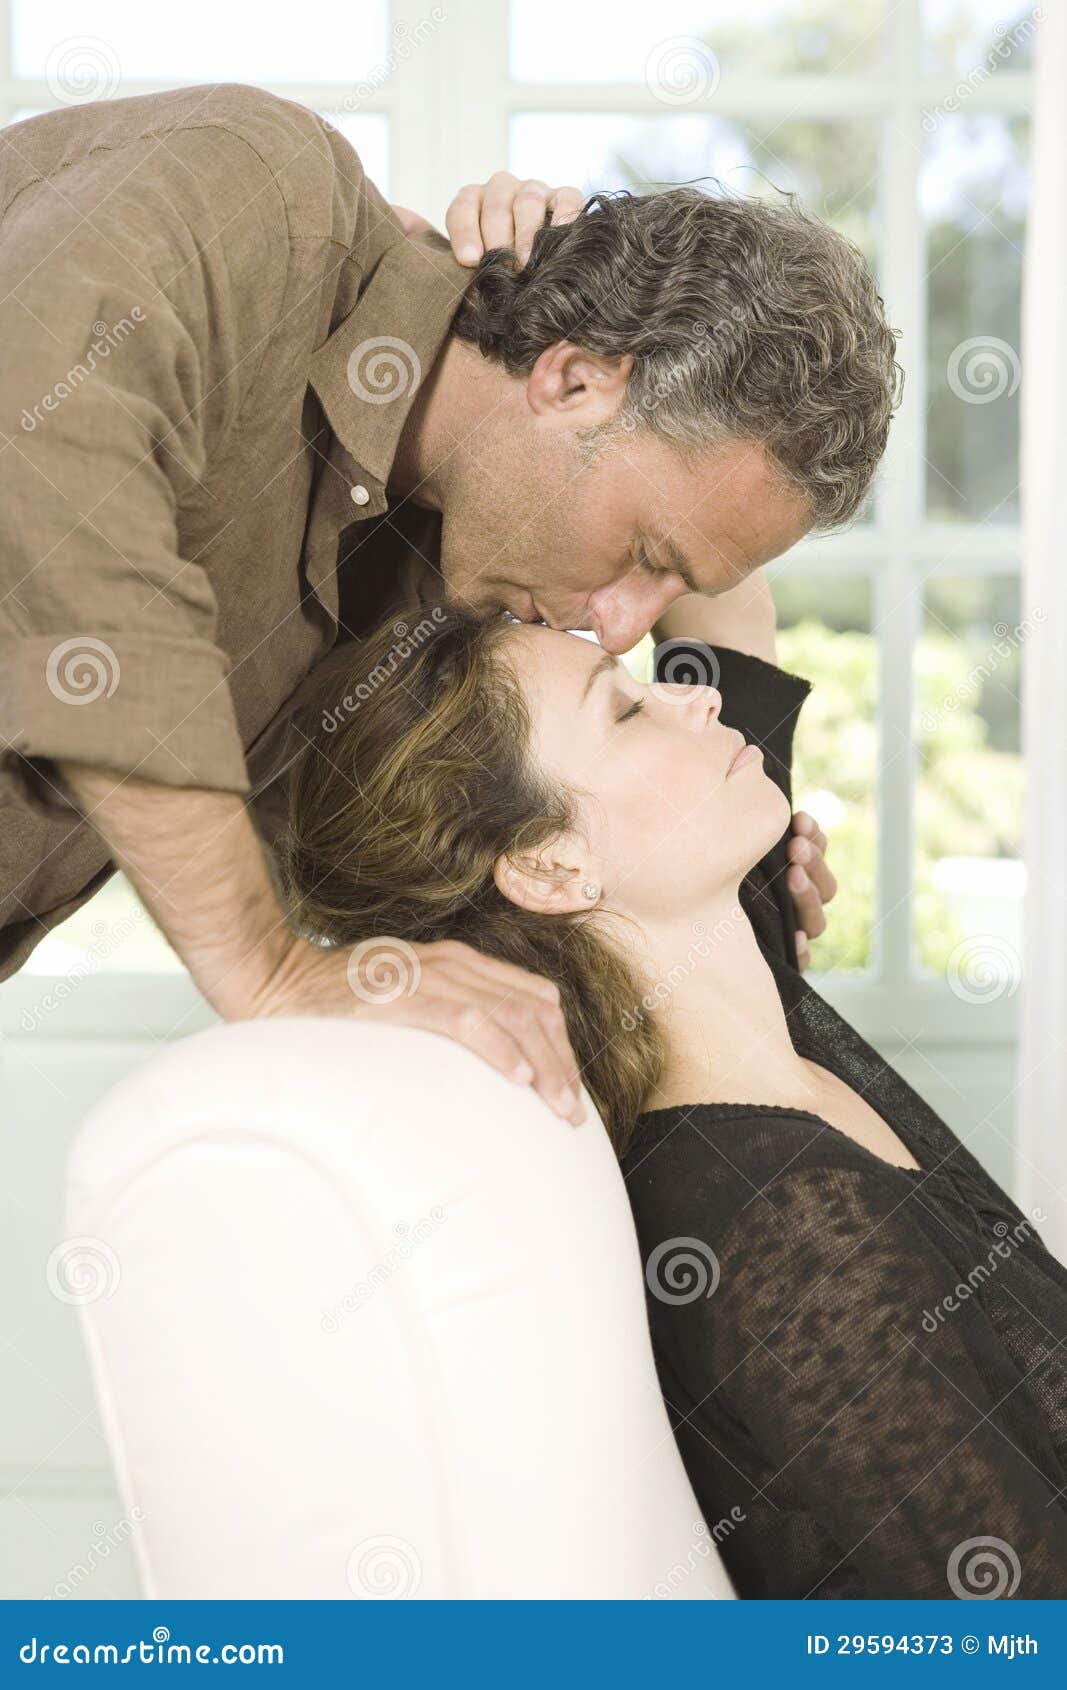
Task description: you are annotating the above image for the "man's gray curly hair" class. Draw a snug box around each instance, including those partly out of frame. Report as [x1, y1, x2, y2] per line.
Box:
[451, 186, 902, 528]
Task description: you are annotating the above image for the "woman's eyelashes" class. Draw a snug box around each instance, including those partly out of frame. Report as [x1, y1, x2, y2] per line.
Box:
[615, 696, 645, 724]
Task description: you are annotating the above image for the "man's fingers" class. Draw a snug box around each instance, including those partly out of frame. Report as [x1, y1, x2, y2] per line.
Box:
[787, 863, 827, 941]
[547, 185, 584, 226]
[444, 183, 491, 264]
[792, 810, 828, 856]
[493, 994, 585, 1125]
[443, 176, 584, 267]
[510, 178, 552, 262]
[477, 169, 527, 253]
[430, 937, 561, 1005]
[448, 993, 584, 1125]
[795, 928, 811, 974]
[788, 831, 837, 907]
[807, 850, 838, 907]
[474, 978, 586, 1120]
[406, 943, 584, 1124]
[440, 1003, 540, 1090]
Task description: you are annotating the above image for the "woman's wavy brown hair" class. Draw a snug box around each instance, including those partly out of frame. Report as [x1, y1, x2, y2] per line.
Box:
[278, 608, 663, 1157]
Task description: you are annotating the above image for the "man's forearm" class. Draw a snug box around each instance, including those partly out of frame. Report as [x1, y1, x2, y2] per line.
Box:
[653, 574, 778, 664]
[56, 761, 297, 1020]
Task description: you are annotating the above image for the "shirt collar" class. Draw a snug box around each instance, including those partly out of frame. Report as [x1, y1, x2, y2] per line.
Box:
[307, 229, 472, 492]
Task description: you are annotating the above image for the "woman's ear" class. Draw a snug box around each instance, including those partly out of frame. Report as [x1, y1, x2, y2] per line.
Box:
[493, 844, 599, 916]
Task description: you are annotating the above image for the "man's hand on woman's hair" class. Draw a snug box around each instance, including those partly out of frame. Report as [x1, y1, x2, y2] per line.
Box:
[393, 172, 584, 268]
[788, 811, 838, 972]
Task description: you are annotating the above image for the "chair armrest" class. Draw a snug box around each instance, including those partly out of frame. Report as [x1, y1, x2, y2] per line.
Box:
[65, 1018, 734, 1600]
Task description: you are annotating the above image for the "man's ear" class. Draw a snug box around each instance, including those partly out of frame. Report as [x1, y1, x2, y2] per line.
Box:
[493, 843, 599, 916]
[525, 342, 633, 423]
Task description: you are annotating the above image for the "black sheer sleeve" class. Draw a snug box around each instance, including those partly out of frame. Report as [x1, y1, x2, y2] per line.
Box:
[635, 1147, 1067, 1598]
[652, 639, 812, 969]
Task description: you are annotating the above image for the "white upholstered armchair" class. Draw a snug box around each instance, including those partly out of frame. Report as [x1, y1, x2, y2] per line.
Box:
[64, 1017, 734, 1600]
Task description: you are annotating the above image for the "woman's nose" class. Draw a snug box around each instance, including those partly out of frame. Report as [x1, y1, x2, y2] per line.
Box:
[652, 682, 722, 722]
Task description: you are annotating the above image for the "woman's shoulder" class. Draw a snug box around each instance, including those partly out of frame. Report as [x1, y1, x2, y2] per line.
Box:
[621, 1099, 916, 1228]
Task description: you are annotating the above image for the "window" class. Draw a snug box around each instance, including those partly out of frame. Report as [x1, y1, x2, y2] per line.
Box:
[0, 1, 1032, 1060]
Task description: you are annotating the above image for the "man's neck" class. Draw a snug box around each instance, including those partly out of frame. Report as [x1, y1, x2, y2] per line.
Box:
[637, 893, 819, 1114]
[390, 334, 489, 510]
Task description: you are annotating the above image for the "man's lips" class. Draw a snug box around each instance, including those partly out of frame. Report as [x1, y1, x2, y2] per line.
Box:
[518, 595, 568, 630]
[517, 594, 545, 625]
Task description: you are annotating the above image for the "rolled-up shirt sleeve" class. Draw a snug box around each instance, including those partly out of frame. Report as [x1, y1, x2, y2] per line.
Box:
[0, 124, 257, 814]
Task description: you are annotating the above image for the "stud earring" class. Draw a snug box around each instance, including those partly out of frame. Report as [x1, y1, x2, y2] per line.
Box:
[582, 882, 600, 901]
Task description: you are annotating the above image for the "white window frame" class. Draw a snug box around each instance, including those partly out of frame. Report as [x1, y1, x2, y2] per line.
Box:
[0, 0, 1031, 1053]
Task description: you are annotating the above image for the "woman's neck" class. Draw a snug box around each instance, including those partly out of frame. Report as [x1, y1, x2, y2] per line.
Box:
[636, 890, 820, 1114]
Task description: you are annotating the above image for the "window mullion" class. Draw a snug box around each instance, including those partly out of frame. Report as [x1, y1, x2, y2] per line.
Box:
[874, 0, 923, 989]
[390, 0, 508, 226]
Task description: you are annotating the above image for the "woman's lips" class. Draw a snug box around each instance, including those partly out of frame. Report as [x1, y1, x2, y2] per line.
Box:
[726, 741, 764, 777]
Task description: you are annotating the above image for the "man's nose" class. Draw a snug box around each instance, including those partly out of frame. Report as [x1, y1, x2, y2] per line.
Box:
[588, 578, 681, 656]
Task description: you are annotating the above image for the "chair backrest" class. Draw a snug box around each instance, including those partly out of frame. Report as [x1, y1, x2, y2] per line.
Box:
[65, 1017, 734, 1599]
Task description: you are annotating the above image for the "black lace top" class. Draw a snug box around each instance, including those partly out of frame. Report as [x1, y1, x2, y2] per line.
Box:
[621, 644, 1067, 1600]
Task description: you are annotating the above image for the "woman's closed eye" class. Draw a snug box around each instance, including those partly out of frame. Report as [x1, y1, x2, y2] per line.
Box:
[616, 696, 645, 724]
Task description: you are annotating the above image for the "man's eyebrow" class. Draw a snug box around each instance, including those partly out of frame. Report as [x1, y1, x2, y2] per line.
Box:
[581, 650, 621, 703]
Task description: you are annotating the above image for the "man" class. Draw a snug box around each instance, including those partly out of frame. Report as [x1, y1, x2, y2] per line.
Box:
[1, 84, 890, 1121]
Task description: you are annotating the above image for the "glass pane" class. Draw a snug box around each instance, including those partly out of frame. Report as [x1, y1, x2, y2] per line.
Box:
[921, 0, 1039, 78]
[510, 114, 878, 262]
[923, 114, 1029, 523]
[510, 0, 885, 80]
[770, 574, 877, 973]
[318, 113, 390, 199]
[20, 874, 184, 976]
[12, 0, 389, 87]
[914, 577, 1025, 989]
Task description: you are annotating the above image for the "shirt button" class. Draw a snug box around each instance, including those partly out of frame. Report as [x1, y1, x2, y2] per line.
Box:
[350, 483, 370, 506]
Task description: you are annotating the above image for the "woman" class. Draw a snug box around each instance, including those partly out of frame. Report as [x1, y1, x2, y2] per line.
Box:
[279, 585, 1067, 1599]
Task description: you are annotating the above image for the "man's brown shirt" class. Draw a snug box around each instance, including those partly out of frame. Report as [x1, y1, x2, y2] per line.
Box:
[0, 82, 467, 980]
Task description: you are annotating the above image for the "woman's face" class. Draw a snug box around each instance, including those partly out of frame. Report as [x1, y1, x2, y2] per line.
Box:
[502, 624, 791, 922]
